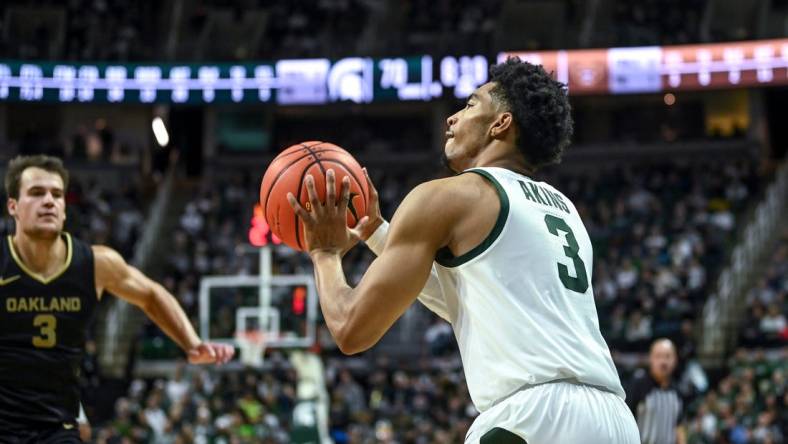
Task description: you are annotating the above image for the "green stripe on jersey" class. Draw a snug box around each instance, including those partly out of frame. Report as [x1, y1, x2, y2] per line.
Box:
[435, 169, 510, 267]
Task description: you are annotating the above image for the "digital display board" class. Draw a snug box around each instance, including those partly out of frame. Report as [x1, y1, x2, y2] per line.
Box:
[499, 38, 788, 95]
[0, 39, 785, 105]
[0, 55, 488, 105]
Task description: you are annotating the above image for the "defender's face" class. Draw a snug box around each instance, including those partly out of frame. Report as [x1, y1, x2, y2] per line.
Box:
[444, 82, 500, 173]
[7, 167, 66, 239]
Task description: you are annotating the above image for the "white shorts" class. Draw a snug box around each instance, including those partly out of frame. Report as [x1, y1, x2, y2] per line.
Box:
[465, 381, 640, 444]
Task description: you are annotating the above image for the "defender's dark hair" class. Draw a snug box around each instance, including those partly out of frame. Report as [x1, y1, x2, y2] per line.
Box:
[4, 155, 69, 199]
[489, 57, 573, 170]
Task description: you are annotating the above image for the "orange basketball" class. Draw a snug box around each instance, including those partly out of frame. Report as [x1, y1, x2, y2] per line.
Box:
[260, 141, 369, 251]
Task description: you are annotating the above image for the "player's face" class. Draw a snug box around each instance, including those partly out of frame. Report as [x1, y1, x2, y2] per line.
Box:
[444, 82, 502, 173]
[7, 167, 66, 240]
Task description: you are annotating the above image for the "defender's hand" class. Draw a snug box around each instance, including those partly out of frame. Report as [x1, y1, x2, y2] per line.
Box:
[187, 342, 235, 365]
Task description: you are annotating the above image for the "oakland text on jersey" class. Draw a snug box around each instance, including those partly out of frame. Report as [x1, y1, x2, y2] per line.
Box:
[6, 296, 82, 312]
[517, 179, 570, 214]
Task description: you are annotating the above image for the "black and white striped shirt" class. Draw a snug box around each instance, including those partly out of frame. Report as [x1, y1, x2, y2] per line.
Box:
[627, 370, 684, 444]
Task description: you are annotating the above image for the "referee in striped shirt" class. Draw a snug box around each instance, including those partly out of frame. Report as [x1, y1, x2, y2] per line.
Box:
[627, 338, 686, 444]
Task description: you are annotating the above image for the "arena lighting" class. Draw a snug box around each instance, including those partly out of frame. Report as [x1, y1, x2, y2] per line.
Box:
[151, 117, 169, 147]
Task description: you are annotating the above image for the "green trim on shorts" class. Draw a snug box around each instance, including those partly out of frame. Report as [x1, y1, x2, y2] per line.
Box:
[480, 427, 527, 444]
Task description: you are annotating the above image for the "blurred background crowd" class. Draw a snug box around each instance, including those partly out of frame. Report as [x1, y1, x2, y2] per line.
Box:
[1, 0, 787, 443]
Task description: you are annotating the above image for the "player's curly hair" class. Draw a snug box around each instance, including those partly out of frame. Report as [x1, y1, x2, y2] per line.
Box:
[489, 57, 573, 170]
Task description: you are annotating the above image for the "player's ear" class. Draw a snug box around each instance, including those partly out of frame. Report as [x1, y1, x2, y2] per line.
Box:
[489, 112, 514, 139]
[6, 198, 16, 217]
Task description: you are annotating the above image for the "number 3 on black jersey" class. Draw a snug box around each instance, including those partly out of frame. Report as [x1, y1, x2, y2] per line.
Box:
[544, 214, 589, 294]
[33, 314, 57, 348]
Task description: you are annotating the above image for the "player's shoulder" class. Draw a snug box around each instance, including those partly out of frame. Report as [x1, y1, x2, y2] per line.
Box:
[91, 245, 126, 268]
[91, 245, 131, 289]
[392, 175, 487, 233]
[409, 172, 494, 204]
[91, 244, 116, 257]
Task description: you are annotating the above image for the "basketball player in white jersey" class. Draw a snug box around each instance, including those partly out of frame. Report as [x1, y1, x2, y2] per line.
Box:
[288, 58, 640, 443]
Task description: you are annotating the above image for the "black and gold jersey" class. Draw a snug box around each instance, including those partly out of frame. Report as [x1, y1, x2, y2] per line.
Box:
[0, 233, 98, 430]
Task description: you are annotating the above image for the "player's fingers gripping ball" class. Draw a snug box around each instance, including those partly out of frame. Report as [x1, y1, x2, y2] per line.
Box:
[260, 141, 369, 251]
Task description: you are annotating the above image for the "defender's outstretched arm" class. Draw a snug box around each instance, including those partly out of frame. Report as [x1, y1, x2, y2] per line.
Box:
[93, 245, 234, 364]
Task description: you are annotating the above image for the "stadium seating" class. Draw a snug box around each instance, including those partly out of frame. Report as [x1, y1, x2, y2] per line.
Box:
[3, 2, 787, 442]
[115, 154, 768, 441]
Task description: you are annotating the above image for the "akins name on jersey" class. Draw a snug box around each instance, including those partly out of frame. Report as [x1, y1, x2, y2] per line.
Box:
[517, 178, 570, 213]
[6, 296, 82, 313]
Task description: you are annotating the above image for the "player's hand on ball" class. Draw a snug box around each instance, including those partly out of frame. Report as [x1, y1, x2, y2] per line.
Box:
[288, 169, 368, 257]
[354, 168, 383, 241]
[187, 342, 235, 365]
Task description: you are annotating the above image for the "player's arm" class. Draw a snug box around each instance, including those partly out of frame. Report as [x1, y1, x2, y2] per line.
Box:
[291, 171, 457, 355]
[358, 169, 451, 322]
[93, 245, 234, 364]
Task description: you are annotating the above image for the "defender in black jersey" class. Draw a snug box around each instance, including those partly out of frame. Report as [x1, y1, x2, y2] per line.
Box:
[1, 155, 235, 442]
[0, 231, 96, 438]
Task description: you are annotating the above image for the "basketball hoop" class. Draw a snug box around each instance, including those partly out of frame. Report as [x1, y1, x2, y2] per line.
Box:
[235, 331, 268, 368]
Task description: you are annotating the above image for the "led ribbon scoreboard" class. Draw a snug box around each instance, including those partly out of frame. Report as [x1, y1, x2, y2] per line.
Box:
[0, 39, 786, 105]
[0, 56, 488, 104]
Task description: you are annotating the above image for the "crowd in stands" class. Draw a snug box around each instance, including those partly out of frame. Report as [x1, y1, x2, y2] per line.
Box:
[740, 228, 788, 348]
[100, 153, 766, 441]
[257, 0, 371, 60]
[394, 0, 503, 55]
[2, 0, 501, 61]
[64, 174, 146, 258]
[61, 0, 162, 61]
[612, 0, 705, 46]
[5, 0, 784, 62]
[0, 167, 146, 259]
[92, 360, 297, 443]
[270, 116, 434, 157]
[91, 355, 476, 443]
[1, 129, 772, 442]
[91, 346, 788, 443]
[3, 1, 787, 441]
[2, 116, 150, 171]
[685, 348, 787, 444]
[327, 357, 475, 443]
[0, 0, 163, 60]
[537, 159, 760, 363]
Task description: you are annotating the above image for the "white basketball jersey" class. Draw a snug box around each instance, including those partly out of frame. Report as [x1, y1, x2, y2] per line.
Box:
[430, 167, 625, 412]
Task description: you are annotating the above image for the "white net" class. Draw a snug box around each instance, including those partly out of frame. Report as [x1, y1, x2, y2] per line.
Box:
[235, 331, 268, 368]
